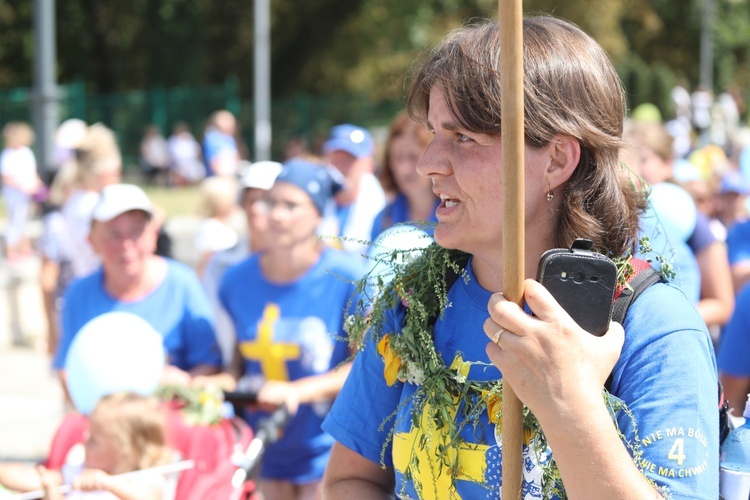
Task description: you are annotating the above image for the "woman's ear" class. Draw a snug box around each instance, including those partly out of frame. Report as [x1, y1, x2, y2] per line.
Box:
[546, 135, 580, 191]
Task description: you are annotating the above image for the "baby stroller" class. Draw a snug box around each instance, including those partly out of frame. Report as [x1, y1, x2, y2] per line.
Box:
[41, 389, 288, 500]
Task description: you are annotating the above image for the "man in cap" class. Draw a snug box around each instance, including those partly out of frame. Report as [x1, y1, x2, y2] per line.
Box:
[321, 124, 386, 257]
[54, 184, 222, 397]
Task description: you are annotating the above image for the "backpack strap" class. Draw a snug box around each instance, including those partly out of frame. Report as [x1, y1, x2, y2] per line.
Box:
[606, 259, 731, 445]
[606, 258, 663, 391]
[611, 258, 663, 325]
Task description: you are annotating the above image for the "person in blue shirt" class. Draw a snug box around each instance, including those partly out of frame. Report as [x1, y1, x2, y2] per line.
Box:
[718, 283, 750, 415]
[323, 16, 719, 499]
[54, 184, 222, 397]
[320, 124, 386, 258]
[623, 119, 734, 334]
[202, 110, 240, 177]
[217, 158, 364, 500]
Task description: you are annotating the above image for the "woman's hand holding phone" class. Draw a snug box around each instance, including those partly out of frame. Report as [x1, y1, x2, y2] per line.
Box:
[484, 281, 624, 421]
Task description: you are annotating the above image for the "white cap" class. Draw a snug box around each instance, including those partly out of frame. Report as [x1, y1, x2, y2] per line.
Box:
[54, 118, 88, 149]
[239, 160, 283, 190]
[91, 184, 153, 223]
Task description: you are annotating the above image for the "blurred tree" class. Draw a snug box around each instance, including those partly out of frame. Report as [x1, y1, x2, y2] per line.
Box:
[714, 0, 750, 95]
[1, 0, 750, 123]
[55, 0, 209, 91]
[285, 0, 498, 99]
[0, 0, 33, 87]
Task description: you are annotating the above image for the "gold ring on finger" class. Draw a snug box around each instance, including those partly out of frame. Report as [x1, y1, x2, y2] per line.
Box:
[492, 327, 507, 345]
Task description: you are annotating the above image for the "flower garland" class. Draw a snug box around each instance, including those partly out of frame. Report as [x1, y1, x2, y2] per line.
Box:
[155, 384, 225, 426]
[346, 237, 671, 499]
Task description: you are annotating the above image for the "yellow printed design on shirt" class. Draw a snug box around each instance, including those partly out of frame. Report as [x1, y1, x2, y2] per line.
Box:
[392, 354, 492, 499]
[637, 426, 711, 479]
[238, 303, 301, 381]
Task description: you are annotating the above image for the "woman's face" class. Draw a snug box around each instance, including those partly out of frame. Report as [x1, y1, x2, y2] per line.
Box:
[389, 134, 431, 200]
[88, 211, 157, 281]
[264, 182, 322, 249]
[417, 88, 550, 257]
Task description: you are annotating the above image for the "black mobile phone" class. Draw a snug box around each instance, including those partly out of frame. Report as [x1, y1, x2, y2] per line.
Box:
[535, 239, 617, 336]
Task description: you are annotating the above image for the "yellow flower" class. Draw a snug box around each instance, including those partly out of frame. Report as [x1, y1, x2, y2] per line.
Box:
[449, 354, 471, 382]
[484, 391, 502, 425]
[524, 427, 535, 446]
[486, 393, 535, 446]
[377, 334, 403, 386]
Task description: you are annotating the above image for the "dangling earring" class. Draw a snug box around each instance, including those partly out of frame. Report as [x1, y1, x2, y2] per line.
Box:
[547, 183, 554, 202]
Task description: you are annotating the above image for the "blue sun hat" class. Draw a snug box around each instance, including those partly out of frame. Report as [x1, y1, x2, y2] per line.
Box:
[274, 158, 343, 215]
[720, 170, 750, 196]
[322, 124, 375, 159]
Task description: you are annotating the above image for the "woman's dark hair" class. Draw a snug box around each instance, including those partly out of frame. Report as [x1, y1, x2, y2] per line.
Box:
[407, 16, 646, 257]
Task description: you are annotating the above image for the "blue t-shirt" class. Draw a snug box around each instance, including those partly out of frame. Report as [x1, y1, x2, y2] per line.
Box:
[54, 259, 221, 372]
[717, 283, 750, 377]
[201, 128, 237, 177]
[219, 248, 364, 483]
[687, 211, 717, 256]
[370, 194, 439, 241]
[727, 219, 750, 265]
[323, 259, 719, 499]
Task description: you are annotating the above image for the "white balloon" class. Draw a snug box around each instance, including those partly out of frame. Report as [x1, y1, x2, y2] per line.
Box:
[366, 225, 433, 294]
[638, 183, 701, 304]
[64, 312, 165, 415]
[645, 182, 697, 243]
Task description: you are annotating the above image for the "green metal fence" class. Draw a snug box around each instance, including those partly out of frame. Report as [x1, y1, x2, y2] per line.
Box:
[0, 79, 404, 169]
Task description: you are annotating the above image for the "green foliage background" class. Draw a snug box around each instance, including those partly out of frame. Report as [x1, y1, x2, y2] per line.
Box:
[1, 0, 750, 119]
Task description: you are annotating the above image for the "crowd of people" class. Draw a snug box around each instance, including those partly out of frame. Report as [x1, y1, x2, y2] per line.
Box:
[1, 12, 750, 499]
[0, 104, 438, 497]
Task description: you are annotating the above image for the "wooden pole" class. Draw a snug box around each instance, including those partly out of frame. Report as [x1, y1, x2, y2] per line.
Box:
[499, 1, 525, 498]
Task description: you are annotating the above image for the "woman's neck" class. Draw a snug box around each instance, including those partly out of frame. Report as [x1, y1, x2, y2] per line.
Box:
[260, 239, 324, 283]
[104, 256, 167, 301]
[471, 236, 552, 293]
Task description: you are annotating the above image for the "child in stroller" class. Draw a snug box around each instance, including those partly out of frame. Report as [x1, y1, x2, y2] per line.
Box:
[1, 392, 180, 499]
[0, 388, 282, 500]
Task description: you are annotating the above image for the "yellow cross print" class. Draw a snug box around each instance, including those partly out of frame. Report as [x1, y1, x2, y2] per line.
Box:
[239, 303, 301, 381]
[392, 355, 491, 499]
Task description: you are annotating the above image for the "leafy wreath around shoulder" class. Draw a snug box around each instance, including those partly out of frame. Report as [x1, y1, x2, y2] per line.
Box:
[344, 233, 674, 499]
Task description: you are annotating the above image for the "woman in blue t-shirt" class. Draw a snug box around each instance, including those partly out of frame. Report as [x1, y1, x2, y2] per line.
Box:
[217, 158, 364, 500]
[322, 16, 719, 500]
